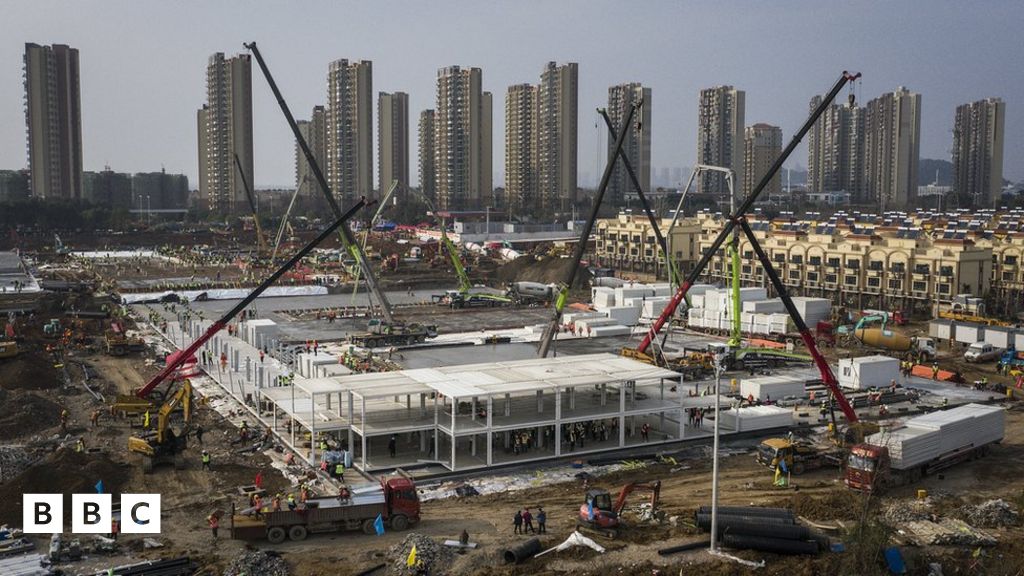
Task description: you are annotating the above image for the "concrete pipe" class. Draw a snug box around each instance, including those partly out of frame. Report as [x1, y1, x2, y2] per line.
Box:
[503, 537, 541, 564]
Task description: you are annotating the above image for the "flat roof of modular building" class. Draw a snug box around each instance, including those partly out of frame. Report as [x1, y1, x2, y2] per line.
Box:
[305, 353, 680, 400]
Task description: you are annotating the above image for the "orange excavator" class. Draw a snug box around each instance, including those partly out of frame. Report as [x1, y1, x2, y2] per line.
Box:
[577, 481, 661, 538]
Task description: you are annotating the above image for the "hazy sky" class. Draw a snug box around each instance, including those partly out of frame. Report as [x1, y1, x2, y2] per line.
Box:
[2, 1, 1021, 189]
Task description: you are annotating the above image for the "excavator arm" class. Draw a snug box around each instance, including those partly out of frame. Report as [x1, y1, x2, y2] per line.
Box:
[613, 481, 661, 515]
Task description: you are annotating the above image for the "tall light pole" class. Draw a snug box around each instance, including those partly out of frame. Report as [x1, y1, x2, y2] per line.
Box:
[709, 352, 726, 552]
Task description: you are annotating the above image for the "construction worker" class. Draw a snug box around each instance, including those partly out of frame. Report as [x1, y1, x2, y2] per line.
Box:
[932, 363, 940, 380]
[201, 450, 211, 471]
[338, 485, 351, 503]
[253, 495, 263, 519]
[942, 397, 949, 408]
[110, 518, 119, 541]
[75, 438, 85, 453]
[287, 493, 297, 510]
[90, 410, 101, 427]
[208, 514, 219, 539]
[389, 435, 397, 458]
[537, 507, 547, 534]
[194, 424, 204, 445]
[59, 409, 69, 434]
[143, 410, 151, 430]
[272, 494, 282, 512]
[334, 461, 346, 481]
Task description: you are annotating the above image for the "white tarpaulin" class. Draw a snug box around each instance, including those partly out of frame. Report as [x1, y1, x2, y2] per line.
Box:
[121, 285, 328, 304]
[535, 531, 606, 557]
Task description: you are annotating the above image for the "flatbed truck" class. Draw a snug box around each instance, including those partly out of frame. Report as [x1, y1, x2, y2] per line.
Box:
[231, 476, 420, 543]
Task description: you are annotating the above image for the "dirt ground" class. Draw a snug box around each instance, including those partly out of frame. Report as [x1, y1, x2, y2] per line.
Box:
[4, 243, 1024, 575]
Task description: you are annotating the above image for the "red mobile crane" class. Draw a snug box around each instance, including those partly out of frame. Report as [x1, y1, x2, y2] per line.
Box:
[624, 71, 863, 426]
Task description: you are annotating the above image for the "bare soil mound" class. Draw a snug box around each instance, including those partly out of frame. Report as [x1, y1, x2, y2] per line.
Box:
[0, 351, 61, 390]
[494, 256, 592, 288]
[0, 449, 128, 524]
[0, 390, 61, 438]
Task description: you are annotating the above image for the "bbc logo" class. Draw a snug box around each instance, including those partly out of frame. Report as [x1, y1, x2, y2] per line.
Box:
[23, 494, 161, 534]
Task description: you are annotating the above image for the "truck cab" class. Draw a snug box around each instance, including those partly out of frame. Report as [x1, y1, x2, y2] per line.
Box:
[383, 477, 421, 526]
[844, 443, 890, 492]
[756, 438, 834, 475]
[912, 337, 937, 358]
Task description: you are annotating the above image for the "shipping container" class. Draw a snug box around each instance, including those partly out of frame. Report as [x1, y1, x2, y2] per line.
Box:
[837, 355, 899, 390]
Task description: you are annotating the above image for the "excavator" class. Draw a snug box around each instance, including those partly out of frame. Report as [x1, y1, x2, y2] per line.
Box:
[127, 380, 193, 473]
[577, 481, 661, 538]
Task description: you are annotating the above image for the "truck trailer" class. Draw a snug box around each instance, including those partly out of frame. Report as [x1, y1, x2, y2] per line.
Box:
[845, 403, 1004, 492]
[231, 476, 420, 543]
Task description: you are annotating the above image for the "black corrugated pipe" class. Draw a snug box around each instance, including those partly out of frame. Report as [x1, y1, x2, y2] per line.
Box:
[723, 534, 820, 555]
[503, 538, 542, 564]
[711, 521, 811, 541]
[657, 540, 711, 556]
[697, 506, 795, 519]
[695, 512, 796, 528]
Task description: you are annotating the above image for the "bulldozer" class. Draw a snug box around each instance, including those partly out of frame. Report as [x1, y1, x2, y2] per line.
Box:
[127, 380, 193, 473]
[577, 481, 661, 538]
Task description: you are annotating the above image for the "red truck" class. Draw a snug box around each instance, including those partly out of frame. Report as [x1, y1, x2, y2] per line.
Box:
[231, 476, 420, 543]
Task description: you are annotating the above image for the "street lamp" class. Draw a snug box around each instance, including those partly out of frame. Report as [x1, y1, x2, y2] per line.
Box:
[709, 352, 726, 553]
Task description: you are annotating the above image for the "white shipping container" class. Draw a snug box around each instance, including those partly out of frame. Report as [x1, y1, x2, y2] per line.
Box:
[984, 326, 1016, 349]
[1015, 332, 1024, 351]
[866, 403, 1005, 470]
[642, 298, 670, 319]
[718, 405, 793, 432]
[739, 375, 807, 401]
[651, 283, 672, 297]
[591, 286, 614, 302]
[929, 320, 955, 340]
[837, 355, 900, 390]
[690, 294, 705, 309]
[956, 324, 985, 345]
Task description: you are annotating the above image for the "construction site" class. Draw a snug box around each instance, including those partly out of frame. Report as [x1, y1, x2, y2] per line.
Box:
[2, 62, 1024, 576]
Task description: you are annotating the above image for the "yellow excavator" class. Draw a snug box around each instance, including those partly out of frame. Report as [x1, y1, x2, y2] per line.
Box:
[127, 380, 193, 473]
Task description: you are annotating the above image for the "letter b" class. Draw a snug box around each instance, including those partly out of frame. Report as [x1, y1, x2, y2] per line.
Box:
[72, 494, 111, 534]
[23, 494, 62, 534]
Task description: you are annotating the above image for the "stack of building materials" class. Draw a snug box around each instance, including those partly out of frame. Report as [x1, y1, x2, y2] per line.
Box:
[837, 355, 900, 390]
[576, 317, 619, 331]
[606, 305, 642, 326]
[742, 299, 787, 314]
[589, 325, 632, 337]
[615, 285, 656, 304]
[591, 287, 617, 311]
[866, 404, 1004, 469]
[686, 284, 717, 309]
[718, 405, 793, 432]
[641, 298, 671, 320]
[564, 311, 602, 325]
[740, 375, 807, 401]
[651, 283, 672, 297]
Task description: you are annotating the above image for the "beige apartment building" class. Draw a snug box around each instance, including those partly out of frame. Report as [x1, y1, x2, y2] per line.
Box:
[327, 59, 373, 204]
[378, 92, 409, 198]
[505, 83, 537, 217]
[607, 83, 651, 205]
[594, 213, 702, 278]
[953, 98, 1005, 208]
[418, 110, 436, 202]
[198, 52, 254, 214]
[24, 43, 83, 200]
[435, 66, 493, 211]
[295, 105, 327, 199]
[743, 124, 782, 198]
[698, 85, 745, 196]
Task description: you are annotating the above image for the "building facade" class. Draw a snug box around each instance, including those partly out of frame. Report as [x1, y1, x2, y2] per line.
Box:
[865, 87, 921, 211]
[82, 169, 131, 207]
[0, 170, 30, 203]
[697, 86, 745, 196]
[295, 106, 327, 200]
[952, 98, 1005, 208]
[418, 110, 436, 203]
[378, 92, 409, 199]
[537, 62, 578, 212]
[434, 66, 492, 211]
[24, 43, 83, 200]
[132, 171, 189, 210]
[607, 83, 651, 205]
[326, 59, 373, 204]
[198, 52, 254, 214]
[594, 213, 703, 279]
[743, 124, 782, 198]
[807, 95, 865, 200]
[504, 83, 537, 217]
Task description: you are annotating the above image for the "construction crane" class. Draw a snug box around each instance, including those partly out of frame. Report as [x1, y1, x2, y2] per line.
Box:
[597, 107, 681, 288]
[134, 198, 370, 399]
[351, 180, 399, 299]
[624, 71, 863, 426]
[245, 41, 395, 326]
[271, 176, 305, 262]
[235, 153, 269, 253]
[537, 102, 637, 358]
